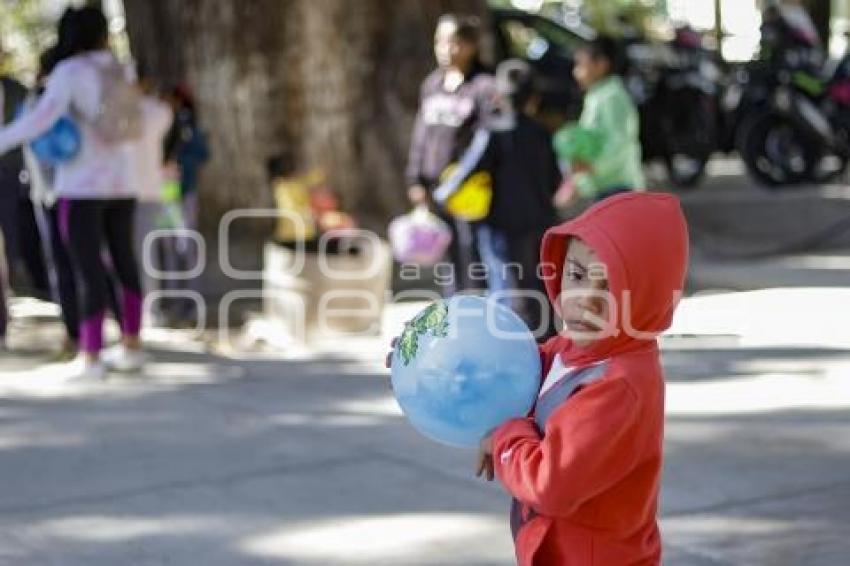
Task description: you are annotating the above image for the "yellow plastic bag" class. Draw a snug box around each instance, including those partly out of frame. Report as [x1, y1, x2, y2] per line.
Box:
[440, 165, 493, 222]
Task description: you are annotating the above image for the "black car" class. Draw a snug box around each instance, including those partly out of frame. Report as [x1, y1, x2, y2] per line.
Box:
[491, 8, 591, 131]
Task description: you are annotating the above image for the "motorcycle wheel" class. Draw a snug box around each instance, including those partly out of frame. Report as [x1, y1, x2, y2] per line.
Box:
[813, 115, 850, 182]
[738, 111, 819, 187]
[812, 154, 849, 183]
[662, 91, 715, 189]
[664, 153, 708, 188]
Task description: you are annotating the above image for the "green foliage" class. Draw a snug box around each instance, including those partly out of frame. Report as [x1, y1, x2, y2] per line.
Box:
[398, 301, 450, 366]
[581, 0, 663, 38]
[0, 0, 55, 78]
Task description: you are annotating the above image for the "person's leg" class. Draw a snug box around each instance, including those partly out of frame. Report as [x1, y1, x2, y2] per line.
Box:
[0, 229, 8, 347]
[33, 203, 58, 299]
[0, 185, 19, 295]
[451, 217, 477, 293]
[434, 208, 460, 297]
[161, 198, 199, 323]
[159, 231, 184, 324]
[133, 201, 162, 299]
[476, 223, 515, 305]
[158, 205, 182, 287]
[132, 201, 165, 325]
[102, 199, 143, 350]
[182, 192, 198, 231]
[174, 193, 199, 322]
[60, 199, 108, 365]
[508, 230, 556, 341]
[103, 254, 124, 325]
[16, 197, 50, 298]
[47, 204, 80, 351]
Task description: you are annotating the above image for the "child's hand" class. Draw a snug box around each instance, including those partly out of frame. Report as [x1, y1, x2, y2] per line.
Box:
[571, 160, 592, 174]
[408, 185, 429, 206]
[384, 337, 399, 369]
[475, 432, 495, 481]
[553, 178, 578, 209]
[163, 160, 180, 180]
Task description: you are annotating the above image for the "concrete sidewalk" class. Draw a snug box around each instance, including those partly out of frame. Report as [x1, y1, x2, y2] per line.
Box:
[666, 157, 850, 292]
[1, 289, 849, 565]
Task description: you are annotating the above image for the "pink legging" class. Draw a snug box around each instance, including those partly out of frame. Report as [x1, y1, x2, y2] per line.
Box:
[58, 198, 142, 354]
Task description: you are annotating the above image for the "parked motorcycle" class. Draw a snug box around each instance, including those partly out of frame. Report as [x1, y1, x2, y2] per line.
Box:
[625, 27, 722, 188]
[725, 49, 850, 187]
[722, 7, 850, 187]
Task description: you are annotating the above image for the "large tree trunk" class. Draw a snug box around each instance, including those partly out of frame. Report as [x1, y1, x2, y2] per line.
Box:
[122, 0, 488, 235]
[283, 0, 492, 231]
[124, 0, 289, 238]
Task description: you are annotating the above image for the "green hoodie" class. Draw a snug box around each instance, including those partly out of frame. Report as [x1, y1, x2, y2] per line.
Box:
[554, 75, 645, 199]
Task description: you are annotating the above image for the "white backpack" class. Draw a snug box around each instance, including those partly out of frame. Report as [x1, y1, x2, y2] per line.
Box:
[90, 58, 143, 143]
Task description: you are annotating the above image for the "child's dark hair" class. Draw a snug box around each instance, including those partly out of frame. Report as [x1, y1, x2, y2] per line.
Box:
[55, 6, 109, 62]
[496, 59, 536, 109]
[438, 14, 481, 45]
[437, 14, 487, 75]
[266, 151, 296, 181]
[38, 46, 58, 80]
[170, 84, 197, 113]
[54, 8, 77, 63]
[579, 35, 623, 75]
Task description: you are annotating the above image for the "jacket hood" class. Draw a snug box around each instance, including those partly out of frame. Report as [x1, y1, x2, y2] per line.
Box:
[540, 192, 689, 364]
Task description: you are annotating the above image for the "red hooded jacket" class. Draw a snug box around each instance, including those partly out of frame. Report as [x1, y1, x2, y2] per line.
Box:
[492, 192, 689, 565]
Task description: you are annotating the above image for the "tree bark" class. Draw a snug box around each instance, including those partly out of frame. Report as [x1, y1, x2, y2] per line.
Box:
[122, 0, 488, 234]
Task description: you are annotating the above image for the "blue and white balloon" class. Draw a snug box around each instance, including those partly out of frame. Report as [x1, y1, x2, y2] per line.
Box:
[391, 295, 541, 448]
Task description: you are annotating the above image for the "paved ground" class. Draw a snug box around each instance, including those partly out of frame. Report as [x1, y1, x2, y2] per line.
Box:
[1, 285, 848, 565]
[1, 158, 849, 564]
[676, 159, 850, 292]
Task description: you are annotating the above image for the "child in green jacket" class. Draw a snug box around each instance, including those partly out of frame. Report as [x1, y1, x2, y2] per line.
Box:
[553, 36, 645, 205]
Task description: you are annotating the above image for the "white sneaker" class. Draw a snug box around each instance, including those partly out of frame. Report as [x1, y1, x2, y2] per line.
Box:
[101, 346, 147, 373]
[66, 361, 107, 383]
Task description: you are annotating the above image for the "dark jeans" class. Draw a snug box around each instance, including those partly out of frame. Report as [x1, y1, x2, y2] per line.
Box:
[0, 193, 50, 298]
[435, 208, 483, 297]
[475, 223, 513, 299]
[42, 204, 80, 341]
[507, 229, 557, 341]
[0, 286, 5, 339]
[467, 223, 556, 340]
[0, 232, 7, 339]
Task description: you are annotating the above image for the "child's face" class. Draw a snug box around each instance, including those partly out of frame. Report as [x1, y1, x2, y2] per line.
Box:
[560, 237, 610, 348]
[434, 23, 476, 70]
[573, 50, 610, 91]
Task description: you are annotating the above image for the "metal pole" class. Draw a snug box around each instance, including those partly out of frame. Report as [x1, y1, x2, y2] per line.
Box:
[715, 0, 724, 60]
[803, 0, 831, 49]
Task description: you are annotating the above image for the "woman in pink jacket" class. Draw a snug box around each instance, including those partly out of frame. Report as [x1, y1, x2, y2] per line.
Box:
[0, 7, 144, 380]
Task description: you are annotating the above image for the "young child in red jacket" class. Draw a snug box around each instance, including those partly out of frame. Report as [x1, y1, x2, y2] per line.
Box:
[476, 192, 689, 565]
